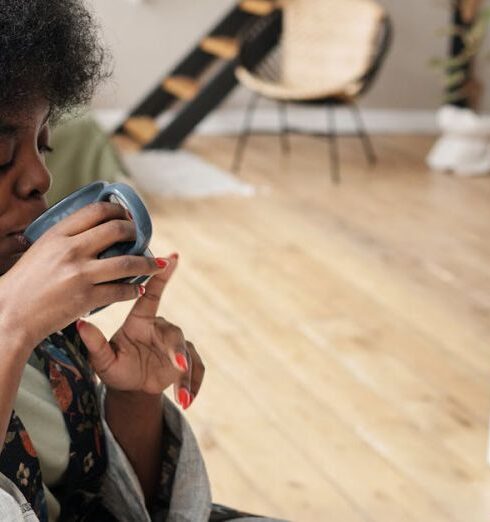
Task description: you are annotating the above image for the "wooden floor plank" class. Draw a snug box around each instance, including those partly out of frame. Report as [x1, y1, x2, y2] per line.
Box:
[187, 135, 490, 375]
[92, 134, 490, 521]
[149, 213, 489, 522]
[172, 268, 461, 522]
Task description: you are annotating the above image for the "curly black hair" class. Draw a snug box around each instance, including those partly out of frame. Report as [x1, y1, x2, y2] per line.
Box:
[0, 0, 109, 118]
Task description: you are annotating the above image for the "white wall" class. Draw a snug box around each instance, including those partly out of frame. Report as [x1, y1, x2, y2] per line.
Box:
[89, 0, 490, 112]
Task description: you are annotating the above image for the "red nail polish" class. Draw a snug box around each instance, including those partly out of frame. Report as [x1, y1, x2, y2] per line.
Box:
[175, 353, 188, 372]
[170, 252, 179, 261]
[76, 319, 85, 332]
[178, 388, 190, 409]
[138, 285, 146, 296]
[155, 258, 169, 269]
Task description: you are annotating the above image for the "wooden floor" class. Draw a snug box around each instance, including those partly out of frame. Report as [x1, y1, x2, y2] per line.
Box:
[93, 133, 490, 522]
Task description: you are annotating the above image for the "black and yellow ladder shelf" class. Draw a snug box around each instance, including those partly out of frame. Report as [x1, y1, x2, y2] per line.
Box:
[112, 1, 281, 153]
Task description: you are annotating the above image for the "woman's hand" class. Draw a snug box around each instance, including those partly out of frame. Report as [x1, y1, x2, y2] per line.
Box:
[76, 253, 205, 409]
[0, 202, 167, 352]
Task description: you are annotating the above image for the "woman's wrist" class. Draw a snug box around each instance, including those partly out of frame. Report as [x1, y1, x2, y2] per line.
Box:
[0, 280, 47, 356]
[105, 387, 164, 409]
[104, 387, 165, 505]
[0, 310, 36, 360]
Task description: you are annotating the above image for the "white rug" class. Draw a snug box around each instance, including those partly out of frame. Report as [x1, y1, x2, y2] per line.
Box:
[120, 150, 258, 198]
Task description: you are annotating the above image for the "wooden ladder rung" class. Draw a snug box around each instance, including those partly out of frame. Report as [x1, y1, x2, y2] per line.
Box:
[111, 133, 142, 153]
[239, 0, 276, 16]
[200, 36, 239, 60]
[162, 76, 200, 101]
[123, 117, 159, 145]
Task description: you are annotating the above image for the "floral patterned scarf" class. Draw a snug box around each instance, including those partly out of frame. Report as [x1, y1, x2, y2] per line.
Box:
[0, 322, 117, 521]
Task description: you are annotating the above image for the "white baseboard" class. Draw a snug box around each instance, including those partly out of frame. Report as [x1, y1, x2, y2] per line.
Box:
[94, 107, 439, 137]
[197, 107, 439, 135]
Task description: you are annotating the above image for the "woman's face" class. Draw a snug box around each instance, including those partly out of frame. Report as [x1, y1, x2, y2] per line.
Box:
[0, 99, 52, 274]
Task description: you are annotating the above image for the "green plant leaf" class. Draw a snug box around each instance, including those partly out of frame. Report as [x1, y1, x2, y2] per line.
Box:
[444, 70, 466, 87]
[431, 51, 473, 69]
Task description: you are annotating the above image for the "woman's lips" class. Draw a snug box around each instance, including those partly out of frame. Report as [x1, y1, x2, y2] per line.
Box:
[2, 232, 30, 253]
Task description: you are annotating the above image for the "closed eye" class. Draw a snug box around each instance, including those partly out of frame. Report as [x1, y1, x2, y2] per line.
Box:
[0, 159, 14, 173]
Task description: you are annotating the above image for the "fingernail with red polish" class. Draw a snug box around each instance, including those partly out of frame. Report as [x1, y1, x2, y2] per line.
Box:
[155, 258, 169, 269]
[175, 353, 188, 372]
[76, 319, 86, 332]
[170, 252, 179, 261]
[178, 388, 191, 409]
[138, 285, 146, 296]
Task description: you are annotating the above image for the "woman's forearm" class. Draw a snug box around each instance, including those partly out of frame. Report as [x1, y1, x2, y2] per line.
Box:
[104, 388, 164, 506]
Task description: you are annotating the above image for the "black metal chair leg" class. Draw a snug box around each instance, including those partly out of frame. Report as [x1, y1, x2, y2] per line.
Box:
[277, 101, 290, 154]
[326, 106, 340, 184]
[350, 103, 377, 165]
[232, 93, 259, 173]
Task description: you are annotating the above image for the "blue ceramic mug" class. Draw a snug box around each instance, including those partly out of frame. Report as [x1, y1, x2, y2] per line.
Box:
[24, 181, 154, 314]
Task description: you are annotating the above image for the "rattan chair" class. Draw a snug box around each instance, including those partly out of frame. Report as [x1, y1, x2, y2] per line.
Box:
[232, 0, 392, 182]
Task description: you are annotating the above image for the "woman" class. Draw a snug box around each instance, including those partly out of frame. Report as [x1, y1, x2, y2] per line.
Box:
[0, 1, 287, 521]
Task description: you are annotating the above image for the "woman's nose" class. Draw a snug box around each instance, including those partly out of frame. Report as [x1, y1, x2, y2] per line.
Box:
[15, 157, 52, 200]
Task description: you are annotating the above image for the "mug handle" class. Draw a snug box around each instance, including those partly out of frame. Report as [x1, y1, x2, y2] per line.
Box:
[97, 183, 152, 258]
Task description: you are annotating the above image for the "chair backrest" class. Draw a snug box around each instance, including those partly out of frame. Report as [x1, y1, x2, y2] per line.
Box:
[280, 0, 386, 90]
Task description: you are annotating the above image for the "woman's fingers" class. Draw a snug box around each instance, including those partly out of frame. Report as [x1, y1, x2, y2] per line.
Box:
[87, 254, 170, 284]
[174, 341, 205, 409]
[91, 281, 144, 311]
[175, 348, 192, 409]
[129, 253, 179, 318]
[52, 201, 129, 237]
[75, 320, 116, 376]
[77, 218, 136, 257]
[153, 319, 195, 409]
[185, 341, 205, 406]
